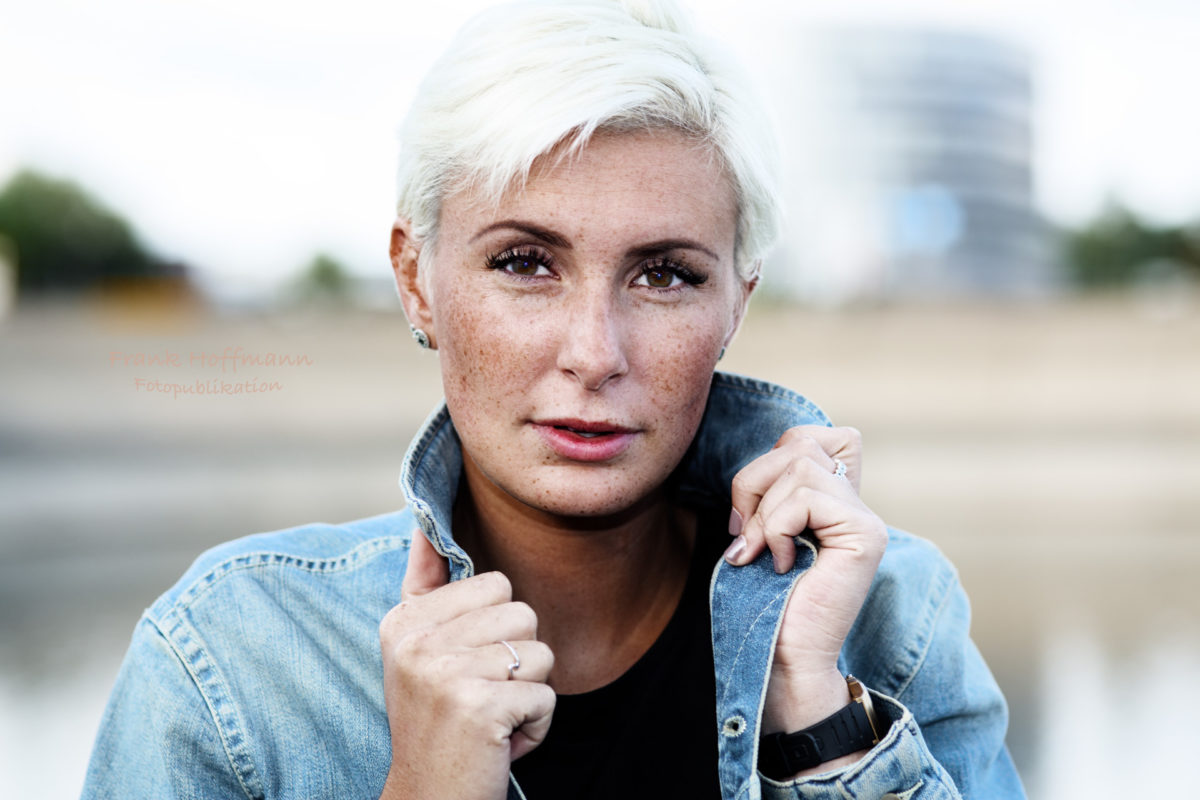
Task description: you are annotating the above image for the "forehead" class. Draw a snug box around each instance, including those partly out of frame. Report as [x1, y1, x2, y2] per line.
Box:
[440, 130, 738, 253]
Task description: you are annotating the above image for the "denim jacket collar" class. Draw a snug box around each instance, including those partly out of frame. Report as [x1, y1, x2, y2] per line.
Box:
[398, 372, 831, 579]
[398, 371, 833, 800]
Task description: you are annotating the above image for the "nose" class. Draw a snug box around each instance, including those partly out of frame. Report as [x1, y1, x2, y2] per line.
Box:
[556, 287, 628, 391]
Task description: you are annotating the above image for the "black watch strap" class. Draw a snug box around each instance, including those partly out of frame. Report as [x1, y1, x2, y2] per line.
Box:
[757, 677, 881, 780]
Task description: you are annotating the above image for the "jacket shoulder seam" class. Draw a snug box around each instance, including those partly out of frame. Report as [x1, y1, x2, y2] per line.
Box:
[161, 534, 412, 614]
[143, 613, 261, 800]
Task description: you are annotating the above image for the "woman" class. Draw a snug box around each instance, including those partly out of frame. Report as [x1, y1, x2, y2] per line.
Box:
[84, 1, 1023, 798]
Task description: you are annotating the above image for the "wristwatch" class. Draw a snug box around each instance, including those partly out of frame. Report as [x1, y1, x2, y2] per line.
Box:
[757, 675, 883, 779]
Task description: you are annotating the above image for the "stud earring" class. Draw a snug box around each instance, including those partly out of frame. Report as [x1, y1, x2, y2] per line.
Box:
[718, 346, 726, 362]
[410, 325, 431, 349]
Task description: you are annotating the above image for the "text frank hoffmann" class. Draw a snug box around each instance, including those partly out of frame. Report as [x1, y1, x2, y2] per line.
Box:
[110, 346, 314, 399]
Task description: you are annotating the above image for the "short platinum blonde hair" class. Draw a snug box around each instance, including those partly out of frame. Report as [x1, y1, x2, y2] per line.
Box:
[395, 0, 780, 280]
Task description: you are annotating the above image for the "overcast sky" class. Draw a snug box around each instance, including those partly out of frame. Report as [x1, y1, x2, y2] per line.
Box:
[2, 0, 1197, 292]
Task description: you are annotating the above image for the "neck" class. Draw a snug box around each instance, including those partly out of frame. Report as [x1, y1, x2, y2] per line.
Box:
[454, 454, 695, 694]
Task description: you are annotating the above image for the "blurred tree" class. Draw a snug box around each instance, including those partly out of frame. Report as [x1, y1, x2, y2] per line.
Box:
[287, 252, 353, 305]
[304, 253, 350, 294]
[0, 169, 172, 293]
[1063, 201, 1200, 287]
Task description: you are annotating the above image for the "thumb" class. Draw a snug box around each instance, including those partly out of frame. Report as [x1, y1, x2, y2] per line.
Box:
[400, 528, 450, 601]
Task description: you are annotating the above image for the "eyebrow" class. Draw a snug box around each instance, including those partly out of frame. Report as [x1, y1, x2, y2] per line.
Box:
[471, 220, 570, 249]
[629, 239, 721, 262]
[472, 220, 721, 262]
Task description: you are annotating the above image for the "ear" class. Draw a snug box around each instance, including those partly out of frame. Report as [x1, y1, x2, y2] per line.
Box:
[390, 218, 436, 346]
[723, 268, 759, 351]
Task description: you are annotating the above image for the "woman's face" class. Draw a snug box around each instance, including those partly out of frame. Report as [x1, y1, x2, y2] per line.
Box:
[396, 130, 751, 519]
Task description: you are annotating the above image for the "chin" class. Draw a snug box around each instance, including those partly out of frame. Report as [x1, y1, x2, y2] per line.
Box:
[515, 466, 666, 521]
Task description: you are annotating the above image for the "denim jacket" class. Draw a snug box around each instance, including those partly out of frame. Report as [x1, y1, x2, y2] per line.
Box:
[83, 372, 1024, 800]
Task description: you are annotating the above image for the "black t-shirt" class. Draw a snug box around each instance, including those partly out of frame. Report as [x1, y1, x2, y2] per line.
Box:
[510, 515, 727, 799]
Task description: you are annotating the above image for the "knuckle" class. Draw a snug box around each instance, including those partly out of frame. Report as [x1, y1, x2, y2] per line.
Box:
[791, 484, 816, 504]
[396, 625, 438, 660]
[511, 601, 538, 629]
[850, 517, 888, 556]
[480, 570, 512, 598]
[379, 607, 398, 636]
[801, 437, 828, 463]
[765, 522, 798, 542]
[777, 427, 803, 445]
[780, 428, 819, 453]
[841, 426, 863, 449]
[755, 511, 785, 540]
[379, 602, 415, 640]
[784, 454, 819, 478]
[797, 457, 823, 481]
[456, 680, 493, 718]
[527, 641, 555, 672]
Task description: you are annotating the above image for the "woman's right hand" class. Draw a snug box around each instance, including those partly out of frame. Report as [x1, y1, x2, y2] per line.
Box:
[378, 531, 556, 800]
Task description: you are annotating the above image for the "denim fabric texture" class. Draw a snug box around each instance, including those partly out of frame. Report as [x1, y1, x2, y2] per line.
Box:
[83, 372, 1024, 799]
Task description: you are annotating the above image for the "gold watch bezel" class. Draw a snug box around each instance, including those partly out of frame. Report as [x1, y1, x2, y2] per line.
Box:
[846, 674, 882, 744]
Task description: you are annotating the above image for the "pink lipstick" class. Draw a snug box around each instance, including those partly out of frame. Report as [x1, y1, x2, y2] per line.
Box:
[532, 418, 637, 462]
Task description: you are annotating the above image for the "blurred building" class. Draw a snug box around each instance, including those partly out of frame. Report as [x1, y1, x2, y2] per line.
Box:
[765, 26, 1053, 301]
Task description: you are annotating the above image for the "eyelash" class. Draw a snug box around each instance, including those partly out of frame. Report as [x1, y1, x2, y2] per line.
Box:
[484, 248, 708, 292]
[638, 257, 707, 291]
[484, 247, 550, 279]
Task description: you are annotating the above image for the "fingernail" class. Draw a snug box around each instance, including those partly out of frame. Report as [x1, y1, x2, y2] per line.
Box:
[773, 552, 786, 574]
[728, 508, 743, 537]
[723, 535, 747, 565]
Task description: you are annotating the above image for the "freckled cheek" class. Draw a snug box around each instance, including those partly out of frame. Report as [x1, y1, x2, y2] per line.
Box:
[638, 314, 725, 444]
[436, 292, 552, 423]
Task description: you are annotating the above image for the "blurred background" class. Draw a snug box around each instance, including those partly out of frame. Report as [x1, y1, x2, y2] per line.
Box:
[1, 0, 1198, 797]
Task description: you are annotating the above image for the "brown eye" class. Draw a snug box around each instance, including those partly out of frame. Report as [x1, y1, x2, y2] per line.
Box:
[509, 256, 541, 276]
[643, 266, 674, 288]
[486, 248, 552, 278]
[632, 259, 704, 291]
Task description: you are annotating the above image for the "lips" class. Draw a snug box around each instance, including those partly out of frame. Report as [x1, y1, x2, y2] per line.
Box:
[532, 418, 638, 462]
[541, 418, 635, 434]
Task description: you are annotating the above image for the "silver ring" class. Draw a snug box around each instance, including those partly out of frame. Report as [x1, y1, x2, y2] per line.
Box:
[498, 640, 520, 680]
[833, 458, 848, 479]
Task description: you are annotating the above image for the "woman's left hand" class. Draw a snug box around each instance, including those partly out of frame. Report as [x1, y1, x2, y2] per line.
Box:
[725, 425, 888, 742]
